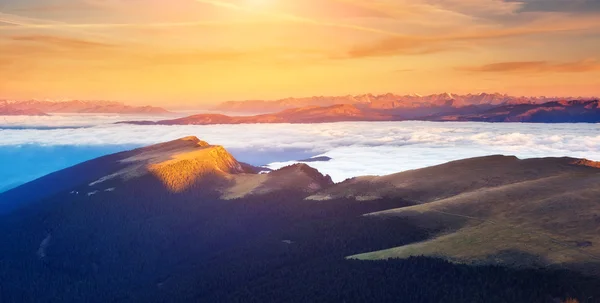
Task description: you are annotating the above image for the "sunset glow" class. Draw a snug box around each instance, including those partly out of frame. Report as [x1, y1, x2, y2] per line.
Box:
[1, 0, 600, 106]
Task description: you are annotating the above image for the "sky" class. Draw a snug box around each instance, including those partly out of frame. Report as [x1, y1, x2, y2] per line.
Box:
[1, 0, 600, 106]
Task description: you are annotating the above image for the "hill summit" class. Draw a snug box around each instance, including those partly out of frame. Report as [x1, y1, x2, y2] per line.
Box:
[91, 136, 250, 192]
[0, 137, 334, 211]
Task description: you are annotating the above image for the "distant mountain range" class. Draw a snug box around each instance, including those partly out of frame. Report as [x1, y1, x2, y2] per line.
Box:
[427, 100, 600, 123]
[124, 104, 392, 125]
[214, 93, 595, 113]
[0, 99, 170, 115]
[0, 103, 48, 116]
[1, 137, 599, 301]
[125, 99, 600, 125]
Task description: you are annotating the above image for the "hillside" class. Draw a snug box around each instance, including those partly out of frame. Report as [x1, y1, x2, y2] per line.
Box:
[0, 136, 331, 211]
[0, 100, 170, 115]
[1, 139, 599, 302]
[306, 156, 600, 274]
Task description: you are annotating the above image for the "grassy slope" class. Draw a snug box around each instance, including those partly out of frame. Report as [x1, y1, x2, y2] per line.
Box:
[347, 159, 600, 274]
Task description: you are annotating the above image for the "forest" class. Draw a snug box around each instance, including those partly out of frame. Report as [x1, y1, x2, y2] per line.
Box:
[1, 172, 599, 302]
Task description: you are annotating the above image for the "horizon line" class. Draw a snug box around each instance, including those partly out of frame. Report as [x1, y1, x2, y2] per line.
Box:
[2, 92, 600, 108]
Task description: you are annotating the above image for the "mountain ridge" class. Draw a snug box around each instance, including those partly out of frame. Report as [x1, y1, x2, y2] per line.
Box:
[0, 136, 334, 211]
[123, 99, 600, 125]
[0, 99, 170, 115]
[122, 104, 392, 125]
[214, 92, 596, 113]
[426, 99, 600, 122]
[0, 103, 48, 116]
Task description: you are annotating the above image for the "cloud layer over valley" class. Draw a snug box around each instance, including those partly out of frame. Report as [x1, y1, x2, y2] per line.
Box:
[1, 115, 600, 190]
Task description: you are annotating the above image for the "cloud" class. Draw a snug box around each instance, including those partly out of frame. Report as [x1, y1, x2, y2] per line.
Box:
[0, 11, 150, 46]
[458, 59, 600, 73]
[193, 0, 405, 37]
[0, 34, 120, 69]
[0, 11, 73, 27]
[326, 0, 520, 21]
[344, 36, 445, 58]
[7, 2, 102, 12]
[342, 14, 600, 59]
[418, 0, 522, 17]
[0, 33, 332, 74]
[11, 35, 115, 49]
[0, 13, 232, 29]
[257, 0, 398, 19]
[507, 0, 600, 13]
[139, 50, 249, 64]
[2, 115, 600, 186]
[0, 57, 10, 66]
[139, 47, 333, 66]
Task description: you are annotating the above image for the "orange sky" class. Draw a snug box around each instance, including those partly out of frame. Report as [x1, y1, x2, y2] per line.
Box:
[1, 0, 600, 106]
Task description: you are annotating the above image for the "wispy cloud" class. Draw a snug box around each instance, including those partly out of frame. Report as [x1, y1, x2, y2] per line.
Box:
[0, 11, 67, 27]
[0, 57, 10, 67]
[11, 35, 115, 49]
[507, 0, 600, 13]
[343, 15, 600, 59]
[0, 11, 142, 47]
[343, 35, 459, 58]
[6, 2, 101, 13]
[193, 0, 403, 37]
[284, 0, 396, 19]
[0, 1, 395, 36]
[0, 10, 238, 29]
[458, 60, 600, 73]
[0, 33, 331, 72]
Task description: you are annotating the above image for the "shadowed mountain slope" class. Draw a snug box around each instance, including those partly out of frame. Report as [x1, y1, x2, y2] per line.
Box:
[1, 139, 600, 302]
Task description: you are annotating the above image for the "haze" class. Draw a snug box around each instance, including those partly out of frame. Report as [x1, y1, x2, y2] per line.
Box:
[2, 0, 600, 106]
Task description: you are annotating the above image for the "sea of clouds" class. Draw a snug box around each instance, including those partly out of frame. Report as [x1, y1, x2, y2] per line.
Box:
[1, 114, 600, 192]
